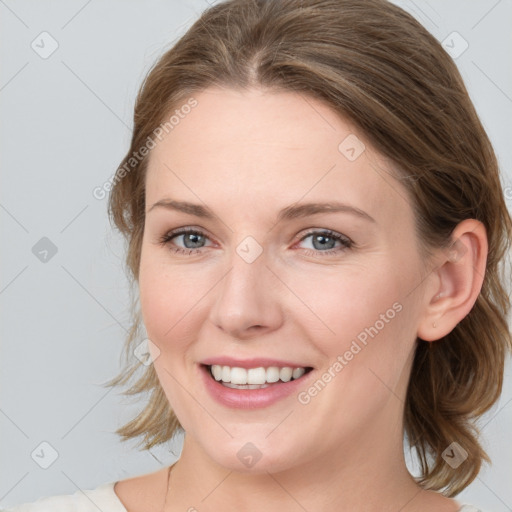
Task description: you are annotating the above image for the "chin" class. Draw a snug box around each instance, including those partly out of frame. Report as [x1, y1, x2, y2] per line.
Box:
[198, 436, 304, 474]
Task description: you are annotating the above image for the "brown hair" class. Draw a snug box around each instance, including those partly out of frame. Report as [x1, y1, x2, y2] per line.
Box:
[105, 0, 512, 496]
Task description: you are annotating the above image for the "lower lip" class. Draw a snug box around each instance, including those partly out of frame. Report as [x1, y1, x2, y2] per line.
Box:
[199, 364, 314, 409]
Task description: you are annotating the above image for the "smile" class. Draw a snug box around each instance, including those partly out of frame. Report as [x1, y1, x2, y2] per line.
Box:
[199, 363, 314, 408]
[208, 364, 311, 388]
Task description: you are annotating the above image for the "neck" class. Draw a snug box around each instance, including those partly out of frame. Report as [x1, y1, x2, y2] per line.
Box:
[163, 419, 458, 512]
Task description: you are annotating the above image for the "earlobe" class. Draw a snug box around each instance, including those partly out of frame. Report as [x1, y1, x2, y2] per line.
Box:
[417, 219, 488, 342]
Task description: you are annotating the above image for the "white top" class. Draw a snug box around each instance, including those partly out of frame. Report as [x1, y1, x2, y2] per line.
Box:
[2, 482, 127, 512]
[1, 482, 485, 512]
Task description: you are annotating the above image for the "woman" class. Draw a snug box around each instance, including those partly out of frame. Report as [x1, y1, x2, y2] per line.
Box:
[6, 0, 510, 510]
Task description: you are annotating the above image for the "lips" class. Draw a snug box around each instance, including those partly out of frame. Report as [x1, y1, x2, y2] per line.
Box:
[198, 360, 315, 409]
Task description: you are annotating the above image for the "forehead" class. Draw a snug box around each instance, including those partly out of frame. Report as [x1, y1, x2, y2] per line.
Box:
[145, 87, 412, 227]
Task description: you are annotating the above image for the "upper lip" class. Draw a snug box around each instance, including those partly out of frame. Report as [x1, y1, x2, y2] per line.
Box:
[200, 356, 313, 369]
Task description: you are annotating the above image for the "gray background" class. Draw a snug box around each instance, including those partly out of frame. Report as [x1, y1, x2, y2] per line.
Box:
[1, 0, 511, 510]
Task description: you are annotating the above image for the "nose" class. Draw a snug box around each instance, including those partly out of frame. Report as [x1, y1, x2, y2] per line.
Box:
[208, 249, 284, 340]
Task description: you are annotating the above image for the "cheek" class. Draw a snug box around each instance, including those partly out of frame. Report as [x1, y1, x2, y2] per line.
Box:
[288, 263, 405, 348]
[138, 247, 219, 357]
[138, 260, 205, 425]
[289, 260, 416, 397]
[139, 269, 197, 352]
[139, 249, 177, 346]
[293, 268, 414, 417]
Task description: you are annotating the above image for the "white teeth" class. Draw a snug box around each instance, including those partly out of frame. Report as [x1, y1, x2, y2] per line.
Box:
[230, 367, 247, 385]
[280, 367, 293, 382]
[211, 365, 223, 381]
[266, 367, 280, 383]
[223, 382, 270, 389]
[248, 367, 266, 383]
[292, 367, 306, 380]
[209, 364, 309, 385]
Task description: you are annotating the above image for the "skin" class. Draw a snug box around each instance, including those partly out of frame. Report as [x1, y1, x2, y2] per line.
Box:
[114, 86, 487, 512]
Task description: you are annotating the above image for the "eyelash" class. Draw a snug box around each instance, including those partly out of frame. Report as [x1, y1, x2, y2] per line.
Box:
[158, 227, 353, 258]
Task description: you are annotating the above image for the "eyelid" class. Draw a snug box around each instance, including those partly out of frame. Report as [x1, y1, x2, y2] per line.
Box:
[293, 229, 353, 256]
[158, 227, 216, 247]
[294, 227, 353, 244]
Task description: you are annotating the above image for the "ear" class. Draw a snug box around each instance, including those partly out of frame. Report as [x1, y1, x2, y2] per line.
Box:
[416, 219, 488, 342]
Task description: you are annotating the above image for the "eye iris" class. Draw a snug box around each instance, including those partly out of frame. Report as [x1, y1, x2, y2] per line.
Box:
[183, 232, 204, 249]
[312, 234, 335, 250]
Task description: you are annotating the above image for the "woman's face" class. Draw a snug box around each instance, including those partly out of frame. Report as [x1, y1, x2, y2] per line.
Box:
[139, 86, 432, 472]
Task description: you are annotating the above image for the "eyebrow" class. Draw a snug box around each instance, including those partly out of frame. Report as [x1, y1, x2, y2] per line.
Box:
[148, 199, 376, 224]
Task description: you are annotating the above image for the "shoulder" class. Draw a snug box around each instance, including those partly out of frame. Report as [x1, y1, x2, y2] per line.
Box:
[2, 481, 126, 512]
[2, 467, 169, 512]
[112, 466, 170, 512]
